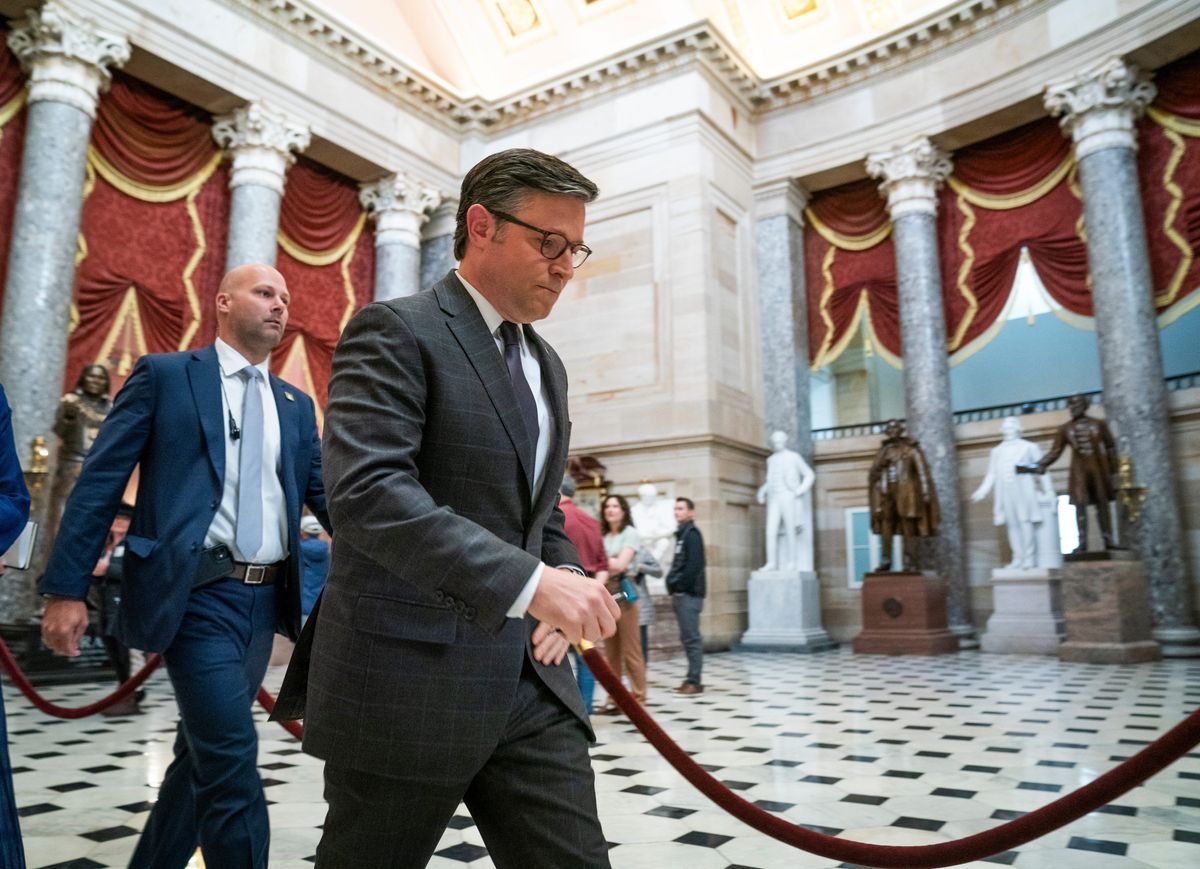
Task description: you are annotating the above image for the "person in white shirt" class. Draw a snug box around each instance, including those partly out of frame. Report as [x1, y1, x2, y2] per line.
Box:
[40, 264, 329, 869]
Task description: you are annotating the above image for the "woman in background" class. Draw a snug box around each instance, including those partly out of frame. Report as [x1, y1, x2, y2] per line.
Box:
[597, 494, 646, 714]
[0, 383, 32, 869]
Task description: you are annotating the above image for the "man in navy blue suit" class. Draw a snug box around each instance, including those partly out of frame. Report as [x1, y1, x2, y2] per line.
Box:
[40, 263, 329, 869]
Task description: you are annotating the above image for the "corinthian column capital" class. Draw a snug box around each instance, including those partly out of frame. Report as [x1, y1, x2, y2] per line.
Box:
[359, 173, 442, 249]
[7, 0, 130, 118]
[1044, 57, 1156, 160]
[866, 138, 951, 219]
[212, 102, 311, 194]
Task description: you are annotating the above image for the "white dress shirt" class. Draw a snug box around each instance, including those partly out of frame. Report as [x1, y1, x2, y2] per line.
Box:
[204, 338, 288, 563]
[456, 272, 556, 617]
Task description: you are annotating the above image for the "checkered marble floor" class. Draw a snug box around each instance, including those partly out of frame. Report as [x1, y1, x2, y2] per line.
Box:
[3, 648, 1200, 868]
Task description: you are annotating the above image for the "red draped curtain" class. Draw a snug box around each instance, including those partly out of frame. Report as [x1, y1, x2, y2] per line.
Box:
[803, 179, 900, 367]
[938, 117, 1090, 361]
[0, 25, 27, 322]
[1140, 49, 1200, 323]
[68, 72, 229, 394]
[274, 157, 374, 415]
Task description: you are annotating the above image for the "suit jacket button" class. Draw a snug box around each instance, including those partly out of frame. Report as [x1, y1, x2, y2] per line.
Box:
[210, 500, 218, 509]
[434, 590, 445, 602]
[454, 600, 466, 614]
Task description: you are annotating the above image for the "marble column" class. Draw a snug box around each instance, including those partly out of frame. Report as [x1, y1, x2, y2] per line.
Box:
[753, 180, 812, 461]
[0, 3, 128, 625]
[420, 196, 459, 291]
[212, 102, 310, 270]
[359, 172, 440, 301]
[866, 139, 972, 640]
[1045, 58, 1199, 657]
[0, 1, 128, 465]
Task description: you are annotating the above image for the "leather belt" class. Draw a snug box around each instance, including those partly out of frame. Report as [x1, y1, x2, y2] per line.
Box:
[230, 561, 283, 585]
[194, 544, 284, 589]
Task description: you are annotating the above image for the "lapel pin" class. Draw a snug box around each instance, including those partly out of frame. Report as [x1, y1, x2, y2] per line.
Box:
[284, 391, 295, 402]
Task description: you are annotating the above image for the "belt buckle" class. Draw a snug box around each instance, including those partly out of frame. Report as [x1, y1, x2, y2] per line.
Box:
[244, 564, 266, 585]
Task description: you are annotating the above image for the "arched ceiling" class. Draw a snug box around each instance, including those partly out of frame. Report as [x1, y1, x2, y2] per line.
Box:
[312, 0, 961, 98]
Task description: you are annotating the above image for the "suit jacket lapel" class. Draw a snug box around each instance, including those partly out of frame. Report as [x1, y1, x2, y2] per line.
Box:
[187, 346, 224, 484]
[270, 375, 301, 514]
[437, 275, 536, 495]
[526, 325, 569, 520]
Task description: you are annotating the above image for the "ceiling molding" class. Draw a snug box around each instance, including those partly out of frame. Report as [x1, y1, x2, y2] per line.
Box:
[224, 0, 1065, 135]
[756, 0, 1045, 111]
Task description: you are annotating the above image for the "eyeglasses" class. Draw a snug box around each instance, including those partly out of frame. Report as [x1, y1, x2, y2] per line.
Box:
[489, 209, 592, 268]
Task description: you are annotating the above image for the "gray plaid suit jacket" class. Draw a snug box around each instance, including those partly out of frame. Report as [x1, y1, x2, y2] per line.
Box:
[287, 271, 589, 783]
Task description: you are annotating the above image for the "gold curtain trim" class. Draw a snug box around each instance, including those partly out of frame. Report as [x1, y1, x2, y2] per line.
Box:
[70, 163, 99, 334]
[805, 207, 891, 251]
[948, 274, 1022, 367]
[1157, 284, 1200, 327]
[948, 195, 979, 351]
[95, 285, 149, 376]
[338, 230, 361, 333]
[1148, 106, 1200, 138]
[178, 186, 207, 350]
[88, 147, 221, 204]
[946, 155, 1073, 211]
[0, 89, 25, 129]
[812, 287, 865, 370]
[278, 211, 367, 267]
[862, 304, 902, 370]
[280, 335, 324, 430]
[810, 243, 838, 368]
[1152, 126, 1193, 309]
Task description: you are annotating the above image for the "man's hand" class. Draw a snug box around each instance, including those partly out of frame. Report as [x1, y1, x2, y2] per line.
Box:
[42, 597, 89, 657]
[531, 621, 570, 665]
[527, 566, 619, 645]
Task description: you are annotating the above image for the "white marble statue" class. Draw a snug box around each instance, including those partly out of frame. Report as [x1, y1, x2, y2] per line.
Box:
[756, 431, 815, 571]
[630, 482, 677, 572]
[970, 416, 1056, 570]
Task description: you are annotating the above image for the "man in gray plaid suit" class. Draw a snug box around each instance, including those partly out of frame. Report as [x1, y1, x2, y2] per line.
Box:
[293, 149, 620, 867]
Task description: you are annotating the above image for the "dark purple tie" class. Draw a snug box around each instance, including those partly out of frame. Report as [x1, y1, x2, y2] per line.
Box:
[499, 321, 539, 452]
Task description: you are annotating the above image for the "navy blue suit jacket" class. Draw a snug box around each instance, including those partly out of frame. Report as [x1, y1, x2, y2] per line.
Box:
[39, 345, 328, 652]
[0, 383, 31, 553]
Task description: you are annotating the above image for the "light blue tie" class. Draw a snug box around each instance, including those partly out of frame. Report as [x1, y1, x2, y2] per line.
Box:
[236, 366, 264, 560]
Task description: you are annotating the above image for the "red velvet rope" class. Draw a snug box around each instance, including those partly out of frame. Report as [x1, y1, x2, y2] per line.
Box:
[256, 686, 303, 740]
[0, 636, 161, 718]
[0, 633, 303, 740]
[583, 646, 1200, 868]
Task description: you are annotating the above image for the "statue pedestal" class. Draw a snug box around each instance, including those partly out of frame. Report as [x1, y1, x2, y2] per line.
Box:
[853, 572, 958, 656]
[980, 568, 1064, 655]
[1059, 553, 1161, 664]
[738, 569, 836, 653]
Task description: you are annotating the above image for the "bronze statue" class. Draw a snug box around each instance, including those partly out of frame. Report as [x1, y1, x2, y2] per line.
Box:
[1023, 393, 1120, 553]
[45, 364, 112, 543]
[868, 419, 940, 572]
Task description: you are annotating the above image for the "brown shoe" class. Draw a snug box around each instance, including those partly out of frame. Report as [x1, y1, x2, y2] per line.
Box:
[674, 682, 702, 696]
[594, 704, 622, 716]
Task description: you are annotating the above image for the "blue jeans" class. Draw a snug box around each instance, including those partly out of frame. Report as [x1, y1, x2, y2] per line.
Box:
[129, 579, 276, 869]
[570, 648, 595, 714]
[672, 593, 704, 686]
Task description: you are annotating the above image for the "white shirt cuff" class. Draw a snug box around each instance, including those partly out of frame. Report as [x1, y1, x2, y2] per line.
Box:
[506, 562, 544, 618]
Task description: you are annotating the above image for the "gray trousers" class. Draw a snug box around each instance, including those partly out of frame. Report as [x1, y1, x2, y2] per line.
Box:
[672, 593, 704, 685]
